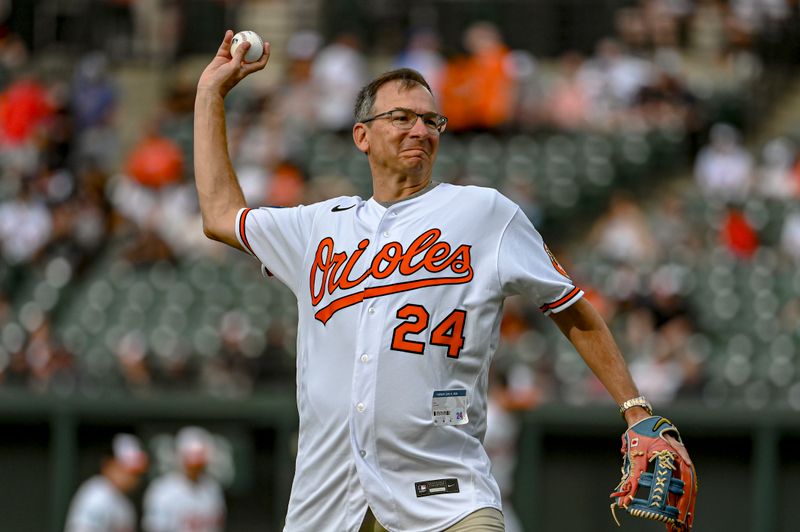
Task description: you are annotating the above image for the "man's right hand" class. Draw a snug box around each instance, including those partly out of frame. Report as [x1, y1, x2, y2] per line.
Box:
[197, 30, 270, 98]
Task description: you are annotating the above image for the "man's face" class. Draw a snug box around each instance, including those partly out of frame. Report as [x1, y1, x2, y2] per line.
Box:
[106, 460, 146, 493]
[356, 80, 441, 177]
[183, 458, 207, 482]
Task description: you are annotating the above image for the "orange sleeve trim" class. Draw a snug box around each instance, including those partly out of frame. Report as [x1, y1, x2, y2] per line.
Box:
[239, 208, 255, 256]
[539, 286, 582, 312]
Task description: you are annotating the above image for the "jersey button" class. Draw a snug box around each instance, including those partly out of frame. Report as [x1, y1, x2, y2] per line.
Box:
[382, 231, 390, 238]
[356, 402, 366, 412]
[359, 450, 367, 458]
[368, 307, 375, 315]
[360, 354, 369, 363]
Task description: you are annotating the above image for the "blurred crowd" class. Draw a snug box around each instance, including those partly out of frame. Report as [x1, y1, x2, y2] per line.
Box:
[0, 0, 799, 407]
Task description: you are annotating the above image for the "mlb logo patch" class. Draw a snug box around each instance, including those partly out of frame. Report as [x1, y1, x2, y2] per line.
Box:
[415, 478, 460, 497]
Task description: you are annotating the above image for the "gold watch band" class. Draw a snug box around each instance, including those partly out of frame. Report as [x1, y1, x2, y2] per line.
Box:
[619, 396, 653, 418]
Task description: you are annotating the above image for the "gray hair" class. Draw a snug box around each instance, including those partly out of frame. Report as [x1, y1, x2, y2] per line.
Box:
[353, 68, 433, 123]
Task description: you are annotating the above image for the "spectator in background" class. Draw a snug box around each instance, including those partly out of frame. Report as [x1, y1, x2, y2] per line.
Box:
[143, 426, 226, 532]
[311, 33, 367, 132]
[756, 137, 798, 199]
[111, 131, 214, 261]
[634, 66, 699, 132]
[65, 434, 149, 532]
[0, 73, 53, 146]
[125, 133, 184, 189]
[694, 123, 753, 201]
[720, 203, 759, 259]
[576, 38, 653, 128]
[0, 177, 52, 266]
[275, 31, 322, 156]
[71, 52, 119, 173]
[48, 164, 114, 271]
[0, 28, 29, 80]
[632, 266, 706, 401]
[394, 29, 445, 98]
[544, 51, 591, 131]
[463, 22, 516, 130]
[687, 0, 729, 63]
[589, 191, 658, 265]
[588, 38, 653, 113]
[615, 5, 650, 53]
[440, 21, 516, 132]
[131, 0, 180, 63]
[627, 309, 688, 403]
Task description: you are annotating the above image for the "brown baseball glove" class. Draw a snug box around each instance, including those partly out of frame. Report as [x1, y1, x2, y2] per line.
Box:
[610, 416, 698, 531]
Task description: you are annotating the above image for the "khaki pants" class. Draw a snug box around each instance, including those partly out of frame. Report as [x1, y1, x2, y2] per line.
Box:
[359, 507, 505, 532]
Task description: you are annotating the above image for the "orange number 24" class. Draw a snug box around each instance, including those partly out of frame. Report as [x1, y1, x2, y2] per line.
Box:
[391, 304, 466, 358]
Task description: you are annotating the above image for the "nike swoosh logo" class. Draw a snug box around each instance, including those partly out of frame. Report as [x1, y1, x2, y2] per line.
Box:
[331, 204, 355, 212]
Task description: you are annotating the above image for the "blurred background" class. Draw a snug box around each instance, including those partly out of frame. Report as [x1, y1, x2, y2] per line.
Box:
[0, 0, 799, 530]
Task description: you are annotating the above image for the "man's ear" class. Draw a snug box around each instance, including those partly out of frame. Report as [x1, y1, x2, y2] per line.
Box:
[353, 123, 369, 154]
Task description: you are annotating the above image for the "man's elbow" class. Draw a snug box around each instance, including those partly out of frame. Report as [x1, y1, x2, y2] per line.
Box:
[202, 219, 225, 242]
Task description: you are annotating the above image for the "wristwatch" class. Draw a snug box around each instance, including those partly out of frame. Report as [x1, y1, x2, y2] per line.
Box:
[619, 396, 653, 419]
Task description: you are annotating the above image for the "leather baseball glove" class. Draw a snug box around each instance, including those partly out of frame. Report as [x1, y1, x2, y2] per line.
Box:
[610, 416, 698, 531]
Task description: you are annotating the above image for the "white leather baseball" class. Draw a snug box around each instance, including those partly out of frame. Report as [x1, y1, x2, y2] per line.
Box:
[231, 30, 264, 63]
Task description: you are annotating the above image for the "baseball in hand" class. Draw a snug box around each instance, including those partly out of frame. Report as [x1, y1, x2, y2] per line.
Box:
[231, 31, 264, 62]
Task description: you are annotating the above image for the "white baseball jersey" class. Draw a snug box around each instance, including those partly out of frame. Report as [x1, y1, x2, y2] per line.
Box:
[64, 476, 136, 532]
[142, 472, 225, 532]
[236, 183, 582, 532]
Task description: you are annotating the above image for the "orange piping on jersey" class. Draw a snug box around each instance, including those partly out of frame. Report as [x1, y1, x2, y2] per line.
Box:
[239, 208, 255, 255]
[539, 286, 581, 313]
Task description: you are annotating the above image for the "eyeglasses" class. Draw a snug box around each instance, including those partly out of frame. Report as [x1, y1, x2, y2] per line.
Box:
[361, 108, 448, 134]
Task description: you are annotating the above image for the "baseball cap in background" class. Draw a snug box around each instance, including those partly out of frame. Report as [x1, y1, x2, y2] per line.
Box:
[176, 426, 212, 465]
[113, 434, 149, 474]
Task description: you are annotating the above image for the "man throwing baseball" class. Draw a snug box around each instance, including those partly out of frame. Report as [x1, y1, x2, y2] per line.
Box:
[194, 31, 696, 532]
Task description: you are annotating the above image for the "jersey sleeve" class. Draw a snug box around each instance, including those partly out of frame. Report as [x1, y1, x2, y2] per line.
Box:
[497, 208, 583, 314]
[235, 205, 313, 294]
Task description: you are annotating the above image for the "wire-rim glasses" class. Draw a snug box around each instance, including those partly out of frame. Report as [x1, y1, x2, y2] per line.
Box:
[361, 108, 448, 134]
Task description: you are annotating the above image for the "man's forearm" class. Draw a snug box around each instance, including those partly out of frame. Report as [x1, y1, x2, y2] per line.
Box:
[193, 89, 246, 246]
[551, 298, 642, 406]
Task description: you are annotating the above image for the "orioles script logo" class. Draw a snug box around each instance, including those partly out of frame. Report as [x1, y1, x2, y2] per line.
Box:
[310, 228, 473, 324]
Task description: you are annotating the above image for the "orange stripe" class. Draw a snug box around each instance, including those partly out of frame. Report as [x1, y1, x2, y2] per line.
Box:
[539, 286, 581, 312]
[314, 271, 473, 325]
[239, 208, 254, 255]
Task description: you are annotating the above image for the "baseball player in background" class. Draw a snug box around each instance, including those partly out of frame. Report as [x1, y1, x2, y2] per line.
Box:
[193, 32, 695, 531]
[142, 426, 226, 532]
[64, 433, 149, 532]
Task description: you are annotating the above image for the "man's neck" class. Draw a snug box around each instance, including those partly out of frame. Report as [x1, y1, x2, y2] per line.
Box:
[375, 179, 438, 207]
[372, 172, 433, 203]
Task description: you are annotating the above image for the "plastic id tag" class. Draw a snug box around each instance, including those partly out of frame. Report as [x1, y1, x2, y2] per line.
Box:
[432, 389, 469, 426]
